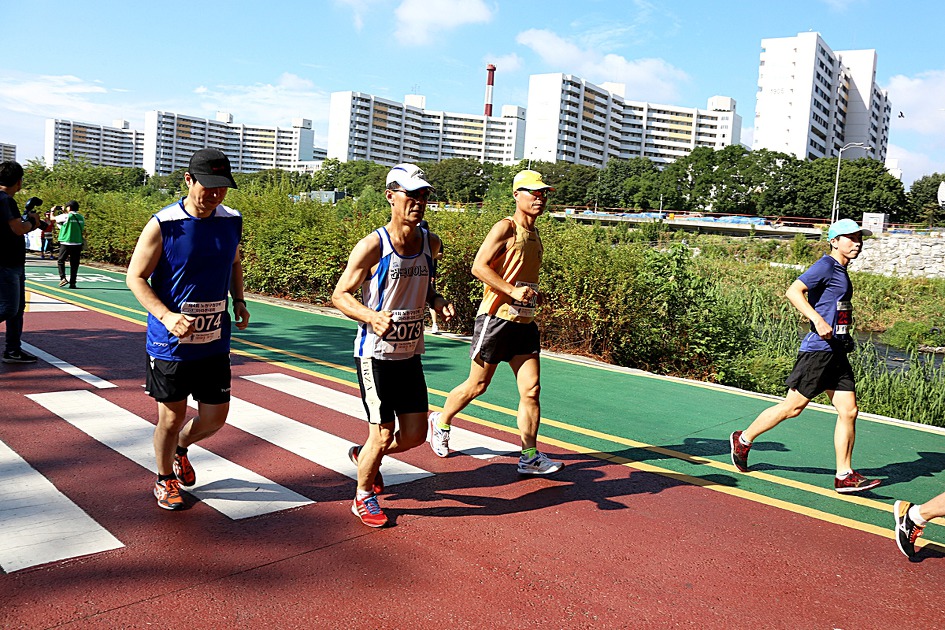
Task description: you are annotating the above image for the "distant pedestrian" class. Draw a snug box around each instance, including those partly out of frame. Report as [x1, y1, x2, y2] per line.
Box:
[41, 209, 56, 259]
[126, 149, 250, 511]
[428, 170, 563, 476]
[894, 491, 945, 558]
[0, 160, 43, 364]
[730, 218, 880, 493]
[55, 200, 84, 288]
[332, 163, 454, 527]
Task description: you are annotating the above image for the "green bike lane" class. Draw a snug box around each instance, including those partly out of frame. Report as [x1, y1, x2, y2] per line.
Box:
[25, 261, 945, 552]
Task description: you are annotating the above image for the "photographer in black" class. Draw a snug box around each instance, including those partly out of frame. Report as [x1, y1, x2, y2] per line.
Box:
[0, 160, 46, 364]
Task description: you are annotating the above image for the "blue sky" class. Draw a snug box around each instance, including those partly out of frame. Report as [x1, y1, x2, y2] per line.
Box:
[2, 0, 943, 187]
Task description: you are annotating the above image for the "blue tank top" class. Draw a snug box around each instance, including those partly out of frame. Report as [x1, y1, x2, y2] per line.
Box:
[145, 199, 242, 361]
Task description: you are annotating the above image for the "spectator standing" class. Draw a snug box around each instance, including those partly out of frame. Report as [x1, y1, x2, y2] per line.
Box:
[55, 200, 84, 288]
[0, 161, 42, 364]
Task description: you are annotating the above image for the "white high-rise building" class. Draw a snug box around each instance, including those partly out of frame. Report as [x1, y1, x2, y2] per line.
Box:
[752, 32, 891, 162]
[0, 143, 15, 162]
[143, 111, 315, 176]
[45, 119, 145, 168]
[328, 91, 525, 166]
[524, 73, 741, 168]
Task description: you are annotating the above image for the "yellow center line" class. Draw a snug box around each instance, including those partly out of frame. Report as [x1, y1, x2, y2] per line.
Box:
[27, 282, 945, 541]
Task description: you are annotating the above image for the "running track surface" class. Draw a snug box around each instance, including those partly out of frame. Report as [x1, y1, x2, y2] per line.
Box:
[2, 258, 945, 628]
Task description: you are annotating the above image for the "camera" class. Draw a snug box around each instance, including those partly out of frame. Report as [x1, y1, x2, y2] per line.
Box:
[24, 196, 42, 212]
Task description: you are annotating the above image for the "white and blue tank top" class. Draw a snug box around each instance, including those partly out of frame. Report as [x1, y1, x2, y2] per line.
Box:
[355, 226, 433, 360]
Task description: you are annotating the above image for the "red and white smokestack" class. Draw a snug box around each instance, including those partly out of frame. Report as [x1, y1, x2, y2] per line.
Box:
[484, 64, 496, 117]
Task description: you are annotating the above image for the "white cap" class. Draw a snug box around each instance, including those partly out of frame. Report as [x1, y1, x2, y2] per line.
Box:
[386, 163, 434, 191]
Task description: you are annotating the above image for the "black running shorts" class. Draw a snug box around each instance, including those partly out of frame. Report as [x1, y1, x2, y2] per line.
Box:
[145, 353, 232, 404]
[470, 314, 541, 364]
[356, 354, 428, 424]
[785, 351, 855, 400]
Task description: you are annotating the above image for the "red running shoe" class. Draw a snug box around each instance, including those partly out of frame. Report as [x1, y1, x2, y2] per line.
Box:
[834, 470, 881, 494]
[352, 494, 388, 528]
[173, 449, 196, 487]
[730, 431, 751, 472]
[154, 478, 185, 511]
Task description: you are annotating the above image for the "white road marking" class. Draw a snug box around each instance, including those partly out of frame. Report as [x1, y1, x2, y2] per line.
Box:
[26, 391, 313, 520]
[21, 343, 117, 389]
[242, 373, 519, 460]
[0, 438, 123, 573]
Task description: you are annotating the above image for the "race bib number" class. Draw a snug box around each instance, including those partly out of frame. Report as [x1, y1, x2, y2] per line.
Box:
[178, 300, 225, 344]
[380, 308, 424, 354]
[835, 300, 852, 336]
[508, 282, 539, 318]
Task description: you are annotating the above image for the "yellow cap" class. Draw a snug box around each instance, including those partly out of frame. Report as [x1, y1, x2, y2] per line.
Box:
[512, 170, 554, 191]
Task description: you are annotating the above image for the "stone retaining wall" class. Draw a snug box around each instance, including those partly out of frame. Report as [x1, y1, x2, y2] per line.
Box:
[850, 234, 945, 279]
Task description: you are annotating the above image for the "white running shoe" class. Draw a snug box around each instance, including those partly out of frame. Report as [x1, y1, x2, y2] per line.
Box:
[428, 412, 450, 458]
[517, 451, 564, 475]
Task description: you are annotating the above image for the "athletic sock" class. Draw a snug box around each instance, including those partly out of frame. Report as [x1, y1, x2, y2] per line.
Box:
[521, 447, 537, 460]
[157, 473, 176, 482]
[436, 420, 451, 431]
[356, 489, 374, 501]
[738, 433, 752, 446]
[910, 505, 929, 526]
[175, 445, 188, 456]
[836, 470, 853, 480]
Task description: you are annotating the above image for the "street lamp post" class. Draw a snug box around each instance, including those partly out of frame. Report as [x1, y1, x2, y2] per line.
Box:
[831, 142, 866, 224]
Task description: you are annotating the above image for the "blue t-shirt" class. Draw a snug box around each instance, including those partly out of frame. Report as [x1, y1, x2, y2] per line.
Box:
[797, 254, 853, 353]
[145, 199, 242, 361]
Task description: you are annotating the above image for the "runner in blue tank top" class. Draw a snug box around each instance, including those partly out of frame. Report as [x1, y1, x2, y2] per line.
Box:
[127, 149, 250, 511]
[730, 218, 880, 494]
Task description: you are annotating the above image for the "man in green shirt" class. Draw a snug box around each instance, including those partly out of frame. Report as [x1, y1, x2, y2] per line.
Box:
[55, 200, 84, 288]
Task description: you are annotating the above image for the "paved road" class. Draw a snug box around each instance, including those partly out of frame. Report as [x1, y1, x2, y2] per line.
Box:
[2, 258, 944, 627]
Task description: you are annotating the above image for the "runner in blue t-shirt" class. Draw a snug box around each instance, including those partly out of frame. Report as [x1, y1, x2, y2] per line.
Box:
[730, 219, 881, 494]
[127, 149, 250, 511]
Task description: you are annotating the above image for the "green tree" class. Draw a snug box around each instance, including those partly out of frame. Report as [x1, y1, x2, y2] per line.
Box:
[906, 173, 945, 225]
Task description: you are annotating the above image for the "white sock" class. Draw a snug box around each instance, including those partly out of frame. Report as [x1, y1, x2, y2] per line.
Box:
[356, 489, 373, 500]
[738, 433, 752, 446]
[910, 505, 929, 526]
[836, 470, 853, 480]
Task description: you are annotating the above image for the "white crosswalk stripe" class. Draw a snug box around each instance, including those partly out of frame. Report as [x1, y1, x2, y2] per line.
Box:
[192, 396, 432, 486]
[27, 391, 314, 520]
[242, 373, 519, 459]
[0, 438, 124, 573]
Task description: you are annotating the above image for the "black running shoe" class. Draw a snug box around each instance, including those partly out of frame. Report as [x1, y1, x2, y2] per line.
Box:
[2, 349, 38, 364]
[894, 500, 924, 558]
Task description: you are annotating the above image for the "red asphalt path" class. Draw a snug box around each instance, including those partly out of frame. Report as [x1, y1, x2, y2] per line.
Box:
[2, 299, 944, 628]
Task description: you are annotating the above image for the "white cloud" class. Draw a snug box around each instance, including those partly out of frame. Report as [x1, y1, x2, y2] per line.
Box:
[194, 73, 331, 127]
[334, 0, 385, 31]
[516, 29, 688, 102]
[485, 53, 523, 73]
[885, 142, 945, 189]
[884, 70, 945, 136]
[394, 0, 493, 46]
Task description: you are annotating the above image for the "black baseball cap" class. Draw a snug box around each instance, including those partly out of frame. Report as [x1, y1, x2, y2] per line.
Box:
[188, 149, 238, 189]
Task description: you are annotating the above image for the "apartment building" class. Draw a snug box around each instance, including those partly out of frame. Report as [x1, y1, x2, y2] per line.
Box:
[143, 111, 316, 176]
[44, 119, 145, 169]
[524, 73, 741, 168]
[0, 143, 15, 162]
[327, 91, 525, 166]
[752, 31, 891, 162]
